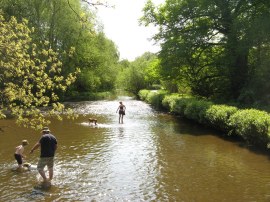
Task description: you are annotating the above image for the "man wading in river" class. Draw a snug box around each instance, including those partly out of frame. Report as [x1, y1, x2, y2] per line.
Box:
[30, 127, 57, 182]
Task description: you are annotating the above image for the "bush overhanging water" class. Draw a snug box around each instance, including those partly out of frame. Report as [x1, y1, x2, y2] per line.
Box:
[138, 90, 270, 150]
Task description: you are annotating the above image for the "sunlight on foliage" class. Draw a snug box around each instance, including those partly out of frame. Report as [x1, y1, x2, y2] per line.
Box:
[0, 14, 80, 130]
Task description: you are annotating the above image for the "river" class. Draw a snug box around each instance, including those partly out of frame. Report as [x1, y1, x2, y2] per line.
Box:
[0, 96, 269, 201]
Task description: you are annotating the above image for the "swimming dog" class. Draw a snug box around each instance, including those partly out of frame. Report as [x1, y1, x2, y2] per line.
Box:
[88, 118, 97, 125]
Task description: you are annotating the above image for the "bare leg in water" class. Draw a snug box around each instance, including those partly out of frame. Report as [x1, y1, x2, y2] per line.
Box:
[38, 169, 48, 182]
[48, 168, 53, 181]
[38, 167, 53, 182]
[119, 114, 124, 124]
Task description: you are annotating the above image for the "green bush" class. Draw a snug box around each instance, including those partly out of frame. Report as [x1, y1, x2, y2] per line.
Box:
[138, 89, 150, 101]
[138, 89, 168, 109]
[229, 109, 270, 148]
[173, 98, 192, 115]
[205, 105, 238, 132]
[162, 94, 181, 111]
[184, 99, 213, 124]
[139, 89, 270, 149]
[146, 90, 168, 109]
[162, 94, 193, 114]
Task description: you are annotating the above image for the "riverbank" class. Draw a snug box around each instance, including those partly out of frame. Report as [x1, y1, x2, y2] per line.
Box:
[138, 89, 270, 152]
[61, 91, 116, 101]
[61, 90, 135, 102]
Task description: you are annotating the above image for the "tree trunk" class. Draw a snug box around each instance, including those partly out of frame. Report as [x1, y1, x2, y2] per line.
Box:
[230, 51, 249, 99]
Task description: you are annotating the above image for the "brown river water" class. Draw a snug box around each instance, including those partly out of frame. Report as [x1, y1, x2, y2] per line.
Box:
[0, 96, 269, 201]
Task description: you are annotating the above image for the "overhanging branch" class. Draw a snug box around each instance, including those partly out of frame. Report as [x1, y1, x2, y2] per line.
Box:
[67, 0, 113, 22]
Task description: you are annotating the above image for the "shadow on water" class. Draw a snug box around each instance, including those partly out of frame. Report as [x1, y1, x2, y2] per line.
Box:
[172, 115, 270, 158]
[21, 182, 54, 201]
[33, 181, 52, 191]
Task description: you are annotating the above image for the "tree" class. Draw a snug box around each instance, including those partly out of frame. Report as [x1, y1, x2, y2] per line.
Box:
[141, 0, 270, 100]
[0, 14, 79, 130]
[0, 0, 120, 96]
[71, 31, 119, 92]
[116, 52, 161, 94]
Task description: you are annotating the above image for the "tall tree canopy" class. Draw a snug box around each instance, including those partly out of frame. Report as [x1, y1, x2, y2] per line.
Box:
[141, 0, 270, 102]
[0, 0, 120, 95]
[116, 52, 160, 94]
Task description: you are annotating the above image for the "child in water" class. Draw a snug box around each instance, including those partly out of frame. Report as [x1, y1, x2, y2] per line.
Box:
[14, 140, 29, 169]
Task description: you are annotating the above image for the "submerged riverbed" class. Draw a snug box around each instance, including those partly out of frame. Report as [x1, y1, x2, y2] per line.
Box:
[0, 97, 269, 201]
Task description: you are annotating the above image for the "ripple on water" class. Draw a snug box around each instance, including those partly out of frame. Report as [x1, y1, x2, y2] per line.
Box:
[1, 98, 270, 201]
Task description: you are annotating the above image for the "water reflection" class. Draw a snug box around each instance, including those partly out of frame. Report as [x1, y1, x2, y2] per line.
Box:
[0, 98, 269, 201]
[117, 127, 125, 138]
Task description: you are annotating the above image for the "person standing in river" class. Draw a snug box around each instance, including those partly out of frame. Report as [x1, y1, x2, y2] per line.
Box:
[116, 101, 126, 124]
[14, 139, 29, 169]
[30, 127, 57, 182]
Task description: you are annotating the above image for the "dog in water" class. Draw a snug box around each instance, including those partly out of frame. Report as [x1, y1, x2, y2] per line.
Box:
[88, 118, 97, 125]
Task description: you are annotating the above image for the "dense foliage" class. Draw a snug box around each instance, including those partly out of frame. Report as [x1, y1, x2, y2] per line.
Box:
[116, 52, 161, 94]
[0, 14, 79, 129]
[0, 0, 120, 128]
[141, 0, 270, 104]
[0, 0, 120, 97]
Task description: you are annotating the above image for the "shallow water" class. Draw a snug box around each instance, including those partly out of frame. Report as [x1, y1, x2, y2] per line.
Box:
[0, 97, 269, 201]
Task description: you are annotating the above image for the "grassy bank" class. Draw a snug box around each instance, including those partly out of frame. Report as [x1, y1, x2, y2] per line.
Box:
[138, 89, 270, 150]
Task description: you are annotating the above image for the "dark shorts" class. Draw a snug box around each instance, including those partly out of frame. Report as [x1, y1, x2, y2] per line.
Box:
[14, 154, 22, 165]
[119, 110, 125, 115]
[37, 157, 55, 171]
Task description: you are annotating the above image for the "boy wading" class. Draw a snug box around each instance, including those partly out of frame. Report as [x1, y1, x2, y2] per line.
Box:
[14, 140, 29, 169]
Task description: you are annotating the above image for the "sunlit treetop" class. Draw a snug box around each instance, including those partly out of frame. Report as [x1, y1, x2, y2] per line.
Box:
[0, 14, 80, 130]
